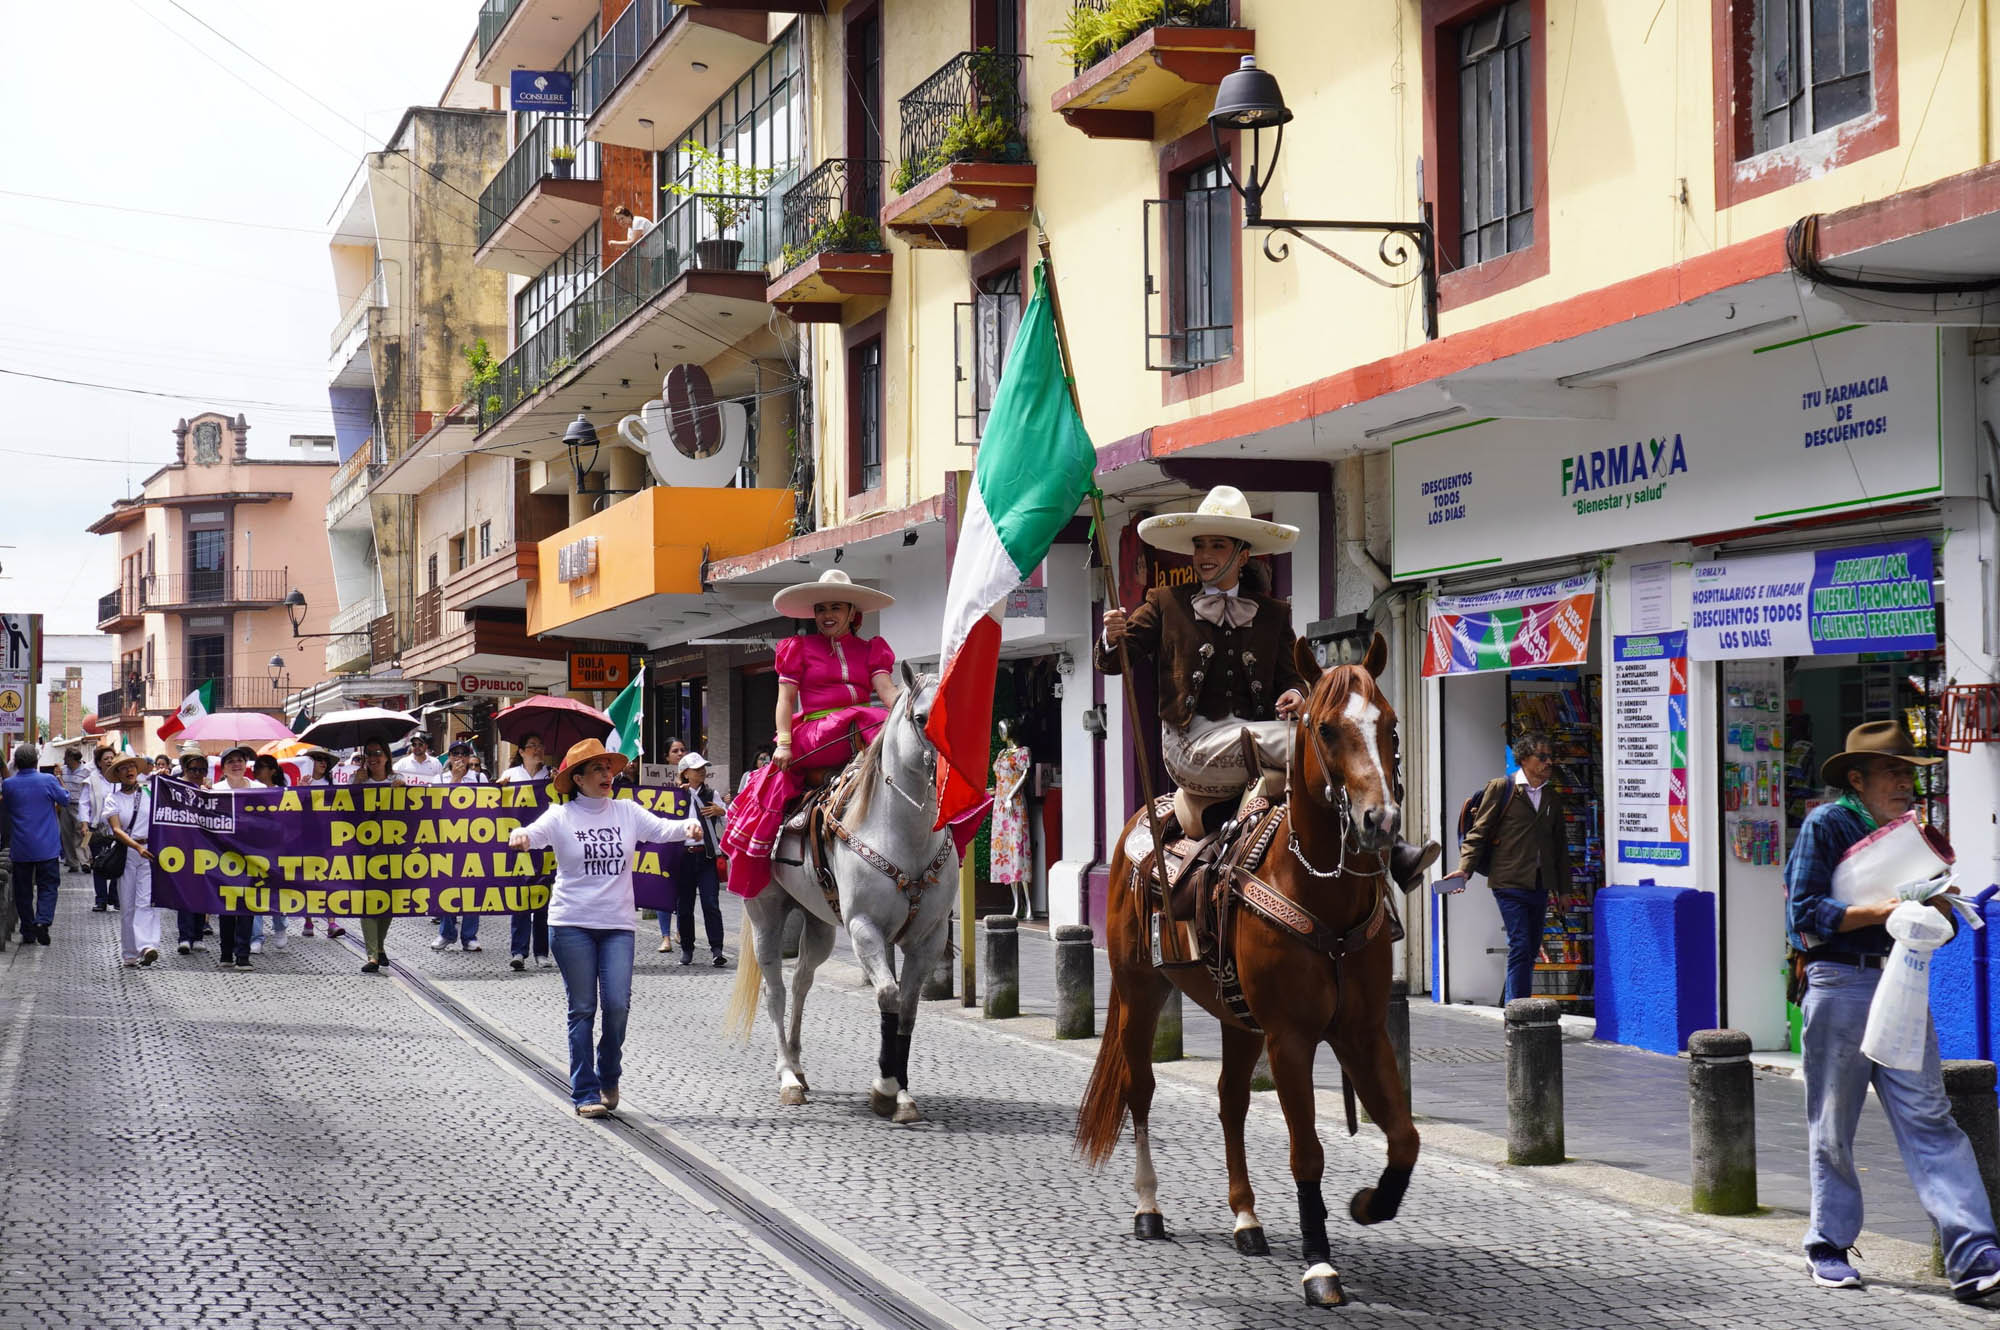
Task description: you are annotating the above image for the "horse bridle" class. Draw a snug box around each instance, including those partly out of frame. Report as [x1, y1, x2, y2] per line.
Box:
[1287, 694, 1396, 883]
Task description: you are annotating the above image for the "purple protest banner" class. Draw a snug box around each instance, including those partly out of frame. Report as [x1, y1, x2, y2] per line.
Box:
[149, 775, 691, 917]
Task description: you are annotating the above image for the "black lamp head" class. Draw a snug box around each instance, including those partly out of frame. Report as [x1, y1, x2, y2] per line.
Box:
[562, 412, 600, 450]
[284, 587, 306, 633]
[1208, 56, 1292, 131]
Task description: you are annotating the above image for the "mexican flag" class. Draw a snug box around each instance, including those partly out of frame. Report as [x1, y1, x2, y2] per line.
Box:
[927, 261, 1098, 831]
[604, 666, 645, 757]
[156, 680, 214, 743]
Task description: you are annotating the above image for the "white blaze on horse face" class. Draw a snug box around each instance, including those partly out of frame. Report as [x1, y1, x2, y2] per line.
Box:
[1341, 692, 1391, 802]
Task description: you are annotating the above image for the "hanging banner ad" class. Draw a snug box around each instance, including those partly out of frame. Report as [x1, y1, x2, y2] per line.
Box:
[1612, 631, 1690, 867]
[1687, 537, 1936, 660]
[149, 777, 693, 917]
[1389, 326, 1964, 579]
[1421, 573, 1597, 677]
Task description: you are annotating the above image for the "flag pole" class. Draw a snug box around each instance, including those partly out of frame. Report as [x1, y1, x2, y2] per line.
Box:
[1036, 231, 1178, 944]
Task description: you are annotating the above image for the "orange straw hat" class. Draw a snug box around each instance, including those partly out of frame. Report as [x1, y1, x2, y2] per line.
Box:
[554, 737, 629, 796]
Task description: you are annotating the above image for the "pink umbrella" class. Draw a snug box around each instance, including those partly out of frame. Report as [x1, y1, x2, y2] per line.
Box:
[495, 696, 612, 758]
[172, 712, 296, 744]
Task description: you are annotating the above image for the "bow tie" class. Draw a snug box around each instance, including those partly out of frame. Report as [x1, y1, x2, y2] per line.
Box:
[1192, 590, 1257, 628]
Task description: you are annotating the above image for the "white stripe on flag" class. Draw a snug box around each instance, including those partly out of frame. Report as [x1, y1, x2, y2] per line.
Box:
[937, 483, 1027, 668]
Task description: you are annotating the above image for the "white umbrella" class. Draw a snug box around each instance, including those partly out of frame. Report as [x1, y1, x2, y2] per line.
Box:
[296, 707, 420, 752]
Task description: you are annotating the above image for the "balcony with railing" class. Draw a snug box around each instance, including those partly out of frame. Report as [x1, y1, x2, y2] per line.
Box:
[142, 677, 293, 715]
[476, 116, 604, 276]
[97, 586, 143, 631]
[579, 0, 771, 150]
[325, 593, 385, 675]
[97, 684, 141, 724]
[883, 51, 1035, 250]
[474, 0, 600, 85]
[766, 158, 892, 319]
[143, 570, 289, 612]
[1051, 0, 1252, 140]
[329, 268, 384, 388]
[479, 180, 782, 435]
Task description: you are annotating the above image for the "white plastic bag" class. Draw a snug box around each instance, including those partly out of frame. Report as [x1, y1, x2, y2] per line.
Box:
[1831, 812, 1954, 906]
[1860, 900, 1958, 1070]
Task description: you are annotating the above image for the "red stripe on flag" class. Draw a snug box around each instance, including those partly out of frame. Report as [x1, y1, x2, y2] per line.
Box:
[925, 614, 1002, 832]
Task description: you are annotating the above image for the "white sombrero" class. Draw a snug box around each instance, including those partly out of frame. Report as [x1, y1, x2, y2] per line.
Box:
[1135, 485, 1299, 556]
[770, 568, 896, 619]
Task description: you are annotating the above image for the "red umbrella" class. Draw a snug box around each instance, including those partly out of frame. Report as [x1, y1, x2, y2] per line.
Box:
[494, 696, 612, 758]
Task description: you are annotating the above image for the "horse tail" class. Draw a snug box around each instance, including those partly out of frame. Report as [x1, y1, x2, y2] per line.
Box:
[1074, 982, 1132, 1168]
[723, 912, 762, 1044]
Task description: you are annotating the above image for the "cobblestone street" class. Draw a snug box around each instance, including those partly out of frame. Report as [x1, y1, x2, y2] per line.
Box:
[1, 876, 1987, 1328]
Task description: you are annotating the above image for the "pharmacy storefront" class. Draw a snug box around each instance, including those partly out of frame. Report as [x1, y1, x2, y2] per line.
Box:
[1393, 324, 1985, 1052]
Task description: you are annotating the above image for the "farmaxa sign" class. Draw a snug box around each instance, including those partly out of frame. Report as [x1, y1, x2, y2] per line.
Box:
[1390, 326, 1970, 580]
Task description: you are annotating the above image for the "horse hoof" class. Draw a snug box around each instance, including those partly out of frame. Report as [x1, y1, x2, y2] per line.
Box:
[892, 1100, 920, 1125]
[1132, 1212, 1167, 1241]
[868, 1087, 897, 1118]
[779, 1085, 807, 1107]
[1300, 1263, 1346, 1308]
[796, 1074, 810, 1093]
[1349, 1187, 1378, 1226]
[1234, 1226, 1269, 1256]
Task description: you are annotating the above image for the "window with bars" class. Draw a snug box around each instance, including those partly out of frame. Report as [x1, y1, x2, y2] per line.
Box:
[1454, 0, 1534, 267]
[850, 338, 883, 494]
[1143, 158, 1235, 373]
[954, 267, 1024, 445]
[1751, 0, 1873, 153]
[513, 224, 601, 342]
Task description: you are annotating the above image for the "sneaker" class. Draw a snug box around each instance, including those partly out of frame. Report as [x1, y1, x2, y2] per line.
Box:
[680, 952, 695, 967]
[302, 921, 315, 937]
[140, 948, 159, 966]
[218, 958, 234, 969]
[274, 934, 288, 951]
[248, 941, 263, 955]
[121, 958, 139, 968]
[430, 937, 450, 951]
[1953, 1247, 2000, 1303]
[234, 958, 252, 970]
[713, 952, 728, 968]
[92, 904, 108, 913]
[463, 941, 482, 953]
[510, 955, 525, 971]
[34, 925, 49, 946]
[536, 955, 553, 968]
[576, 1102, 610, 1119]
[1806, 1244, 1862, 1289]
[328, 925, 346, 938]
[176, 942, 191, 955]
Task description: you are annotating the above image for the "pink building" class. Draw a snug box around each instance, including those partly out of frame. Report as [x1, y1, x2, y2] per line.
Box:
[90, 412, 339, 751]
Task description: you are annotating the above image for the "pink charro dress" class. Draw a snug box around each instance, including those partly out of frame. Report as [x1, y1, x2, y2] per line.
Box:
[724, 632, 988, 898]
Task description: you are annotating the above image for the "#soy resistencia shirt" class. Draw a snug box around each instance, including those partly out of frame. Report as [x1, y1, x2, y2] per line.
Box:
[516, 794, 700, 931]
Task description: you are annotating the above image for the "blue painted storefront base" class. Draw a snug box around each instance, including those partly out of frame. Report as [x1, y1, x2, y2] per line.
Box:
[1593, 883, 1717, 1055]
[1932, 887, 2000, 1084]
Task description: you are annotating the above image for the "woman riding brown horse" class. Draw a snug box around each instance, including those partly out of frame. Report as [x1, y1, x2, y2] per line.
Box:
[1075, 633, 1419, 1309]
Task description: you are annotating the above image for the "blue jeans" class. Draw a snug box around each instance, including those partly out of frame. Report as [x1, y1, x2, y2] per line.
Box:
[437, 914, 481, 945]
[1803, 959, 1999, 1277]
[550, 926, 634, 1107]
[510, 907, 549, 959]
[677, 858, 723, 957]
[1492, 887, 1546, 1004]
[249, 913, 288, 944]
[11, 859, 58, 928]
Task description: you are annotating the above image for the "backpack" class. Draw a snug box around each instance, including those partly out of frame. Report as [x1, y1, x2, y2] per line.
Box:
[1455, 776, 1514, 879]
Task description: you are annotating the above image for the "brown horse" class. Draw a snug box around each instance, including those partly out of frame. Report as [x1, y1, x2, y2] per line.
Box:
[1075, 633, 1418, 1308]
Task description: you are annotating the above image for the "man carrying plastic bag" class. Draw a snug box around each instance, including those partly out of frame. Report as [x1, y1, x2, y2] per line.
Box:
[1784, 720, 2000, 1301]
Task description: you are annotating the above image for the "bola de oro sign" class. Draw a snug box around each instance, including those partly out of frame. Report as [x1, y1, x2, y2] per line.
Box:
[568, 651, 636, 691]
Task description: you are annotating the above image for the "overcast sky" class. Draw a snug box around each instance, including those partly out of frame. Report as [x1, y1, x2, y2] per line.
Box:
[0, 0, 477, 636]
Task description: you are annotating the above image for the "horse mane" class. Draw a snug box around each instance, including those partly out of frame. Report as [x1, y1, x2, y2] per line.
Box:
[841, 721, 886, 822]
[1307, 661, 1389, 719]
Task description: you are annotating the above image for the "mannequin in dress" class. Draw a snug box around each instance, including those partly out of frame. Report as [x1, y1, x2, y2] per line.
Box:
[990, 720, 1032, 920]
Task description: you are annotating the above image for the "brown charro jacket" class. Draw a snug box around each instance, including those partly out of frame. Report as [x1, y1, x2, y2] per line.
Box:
[1095, 583, 1308, 730]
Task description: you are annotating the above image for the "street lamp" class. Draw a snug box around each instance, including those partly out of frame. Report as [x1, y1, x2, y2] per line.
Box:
[281, 588, 344, 641]
[267, 653, 287, 689]
[563, 410, 642, 512]
[1207, 56, 1439, 340]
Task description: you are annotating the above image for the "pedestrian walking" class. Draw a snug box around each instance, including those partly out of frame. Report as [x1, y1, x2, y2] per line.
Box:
[294, 750, 344, 940]
[393, 733, 443, 784]
[59, 747, 91, 874]
[3, 743, 71, 947]
[1435, 732, 1568, 1004]
[103, 754, 160, 968]
[674, 752, 728, 968]
[355, 742, 399, 973]
[171, 751, 211, 954]
[1785, 721, 2000, 1301]
[212, 747, 266, 969]
[508, 738, 702, 1117]
[500, 734, 553, 971]
[79, 746, 121, 911]
[431, 742, 488, 953]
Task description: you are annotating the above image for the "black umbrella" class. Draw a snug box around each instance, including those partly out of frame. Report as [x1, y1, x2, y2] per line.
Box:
[296, 707, 420, 752]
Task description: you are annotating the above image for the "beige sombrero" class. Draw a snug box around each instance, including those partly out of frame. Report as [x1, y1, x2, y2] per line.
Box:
[771, 568, 895, 619]
[1135, 485, 1299, 556]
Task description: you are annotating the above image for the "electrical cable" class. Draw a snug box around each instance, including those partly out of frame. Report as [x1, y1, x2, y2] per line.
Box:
[1787, 213, 2000, 296]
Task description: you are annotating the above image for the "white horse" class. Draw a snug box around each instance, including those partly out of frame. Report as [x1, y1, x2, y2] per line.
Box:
[726, 664, 959, 1124]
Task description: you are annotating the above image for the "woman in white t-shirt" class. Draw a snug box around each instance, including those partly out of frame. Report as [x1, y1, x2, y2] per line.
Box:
[509, 737, 701, 1117]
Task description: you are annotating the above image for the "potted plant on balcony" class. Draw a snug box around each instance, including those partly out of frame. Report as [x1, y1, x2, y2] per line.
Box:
[549, 144, 577, 180]
[662, 139, 779, 270]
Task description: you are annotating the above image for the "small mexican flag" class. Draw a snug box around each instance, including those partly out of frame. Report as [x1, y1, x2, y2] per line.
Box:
[604, 666, 645, 757]
[156, 680, 215, 743]
[927, 260, 1098, 832]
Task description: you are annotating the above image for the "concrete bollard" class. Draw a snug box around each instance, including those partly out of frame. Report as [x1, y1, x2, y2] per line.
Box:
[921, 915, 956, 1000]
[1505, 997, 1565, 1166]
[1387, 978, 1413, 1115]
[1936, 1061, 2000, 1275]
[981, 915, 1019, 1019]
[1053, 924, 1095, 1039]
[1152, 989, 1184, 1062]
[1687, 1029, 1757, 1215]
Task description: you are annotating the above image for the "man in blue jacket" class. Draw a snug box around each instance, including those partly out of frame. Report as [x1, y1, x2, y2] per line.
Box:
[1785, 720, 2000, 1301]
[3, 743, 71, 946]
